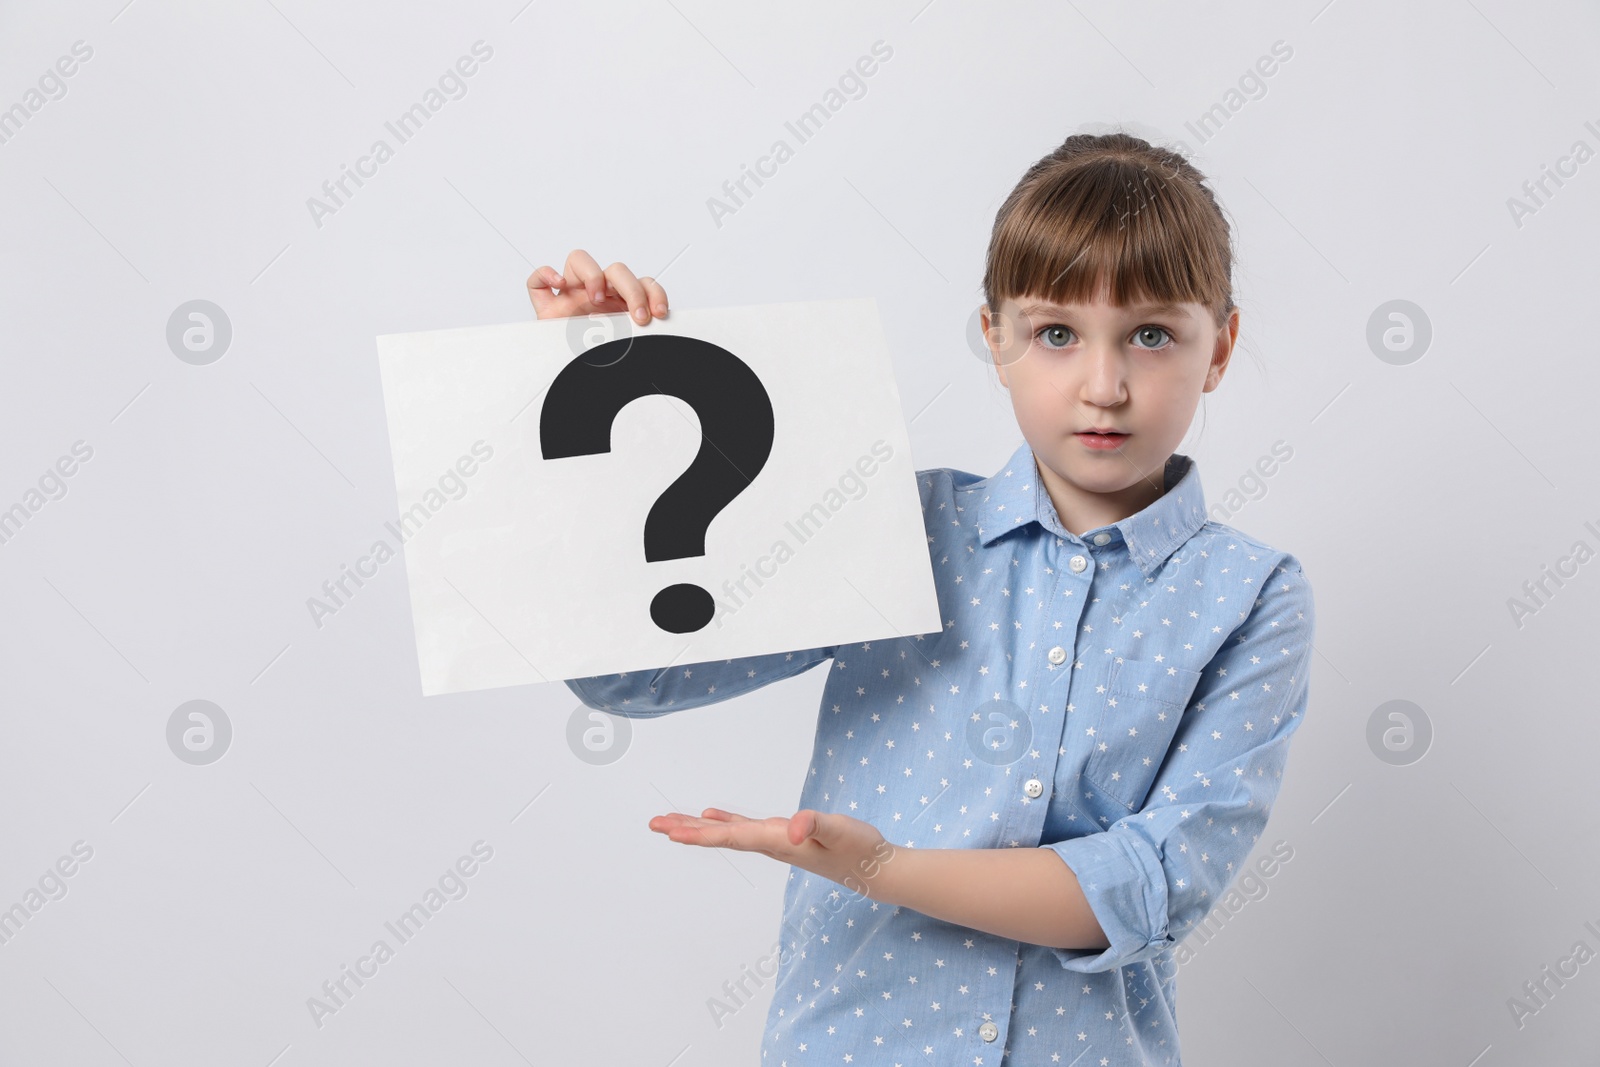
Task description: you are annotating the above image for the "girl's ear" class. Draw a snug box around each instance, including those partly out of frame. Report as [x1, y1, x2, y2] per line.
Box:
[1204, 307, 1241, 392]
[981, 304, 1014, 389]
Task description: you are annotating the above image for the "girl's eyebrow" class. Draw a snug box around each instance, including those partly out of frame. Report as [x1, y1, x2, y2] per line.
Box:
[1017, 301, 1187, 319]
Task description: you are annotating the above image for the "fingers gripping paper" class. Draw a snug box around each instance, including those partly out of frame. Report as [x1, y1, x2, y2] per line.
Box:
[375, 298, 941, 696]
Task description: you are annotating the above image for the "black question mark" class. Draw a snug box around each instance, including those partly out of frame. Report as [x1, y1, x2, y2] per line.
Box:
[539, 334, 775, 634]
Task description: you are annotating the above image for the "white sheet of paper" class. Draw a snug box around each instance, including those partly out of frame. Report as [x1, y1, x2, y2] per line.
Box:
[375, 298, 941, 697]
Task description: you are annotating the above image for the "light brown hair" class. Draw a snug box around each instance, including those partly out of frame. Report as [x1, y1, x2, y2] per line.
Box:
[982, 132, 1236, 329]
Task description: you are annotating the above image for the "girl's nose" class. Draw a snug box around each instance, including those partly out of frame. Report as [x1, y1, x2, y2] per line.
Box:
[1077, 345, 1129, 402]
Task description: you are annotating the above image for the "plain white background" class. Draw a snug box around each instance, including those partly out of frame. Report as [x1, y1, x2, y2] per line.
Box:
[2, 0, 1598, 1063]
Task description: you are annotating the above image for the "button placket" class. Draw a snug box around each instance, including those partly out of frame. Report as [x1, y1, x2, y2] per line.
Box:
[1032, 544, 1093, 834]
[997, 547, 1055, 850]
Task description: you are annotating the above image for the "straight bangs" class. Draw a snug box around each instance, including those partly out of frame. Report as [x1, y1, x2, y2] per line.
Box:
[984, 157, 1233, 326]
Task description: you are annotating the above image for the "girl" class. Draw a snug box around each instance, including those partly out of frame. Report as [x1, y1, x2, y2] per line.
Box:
[536, 131, 1315, 1067]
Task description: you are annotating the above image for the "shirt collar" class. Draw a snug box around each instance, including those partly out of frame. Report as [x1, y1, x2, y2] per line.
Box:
[972, 439, 1209, 578]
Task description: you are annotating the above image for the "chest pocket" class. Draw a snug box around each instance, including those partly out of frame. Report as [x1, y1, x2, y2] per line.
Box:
[1081, 656, 1204, 812]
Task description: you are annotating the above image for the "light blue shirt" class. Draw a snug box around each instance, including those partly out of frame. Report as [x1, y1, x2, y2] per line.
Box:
[567, 440, 1316, 1066]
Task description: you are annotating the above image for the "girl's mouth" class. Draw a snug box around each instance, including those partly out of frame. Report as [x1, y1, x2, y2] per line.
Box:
[1075, 431, 1128, 450]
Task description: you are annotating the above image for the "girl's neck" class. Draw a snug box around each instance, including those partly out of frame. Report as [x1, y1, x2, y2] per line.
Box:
[1033, 452, 1171, 537]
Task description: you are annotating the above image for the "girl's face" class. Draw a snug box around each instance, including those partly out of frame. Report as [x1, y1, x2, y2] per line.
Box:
[982, 281, 1239, 535]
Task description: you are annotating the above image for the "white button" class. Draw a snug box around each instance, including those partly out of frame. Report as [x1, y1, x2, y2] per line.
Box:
[1024, 778, 1043, 798]
[1047, 645, 1066, 665]
[979, 1021, 999, 1042]
[1069, 555, 1087, 572]
[1094, 532, 1110, 545]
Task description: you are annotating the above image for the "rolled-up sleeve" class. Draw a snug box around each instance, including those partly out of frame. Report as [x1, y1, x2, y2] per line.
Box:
[1042, 556, 1316, 972]
[564, 644, 837, 718]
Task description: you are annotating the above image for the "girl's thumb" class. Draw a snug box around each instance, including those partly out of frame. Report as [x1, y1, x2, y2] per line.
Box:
[790, 810, 822, 846]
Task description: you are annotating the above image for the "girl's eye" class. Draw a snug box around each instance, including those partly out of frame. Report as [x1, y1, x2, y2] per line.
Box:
[1038, 325, 1073, 349]
[1134, 325, 1173, 349]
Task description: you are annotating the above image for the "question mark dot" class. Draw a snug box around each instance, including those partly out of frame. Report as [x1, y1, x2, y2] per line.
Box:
[651, 583, 715, 633]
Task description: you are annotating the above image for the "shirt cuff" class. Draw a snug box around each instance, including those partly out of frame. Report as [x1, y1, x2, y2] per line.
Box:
[1041, 827, 1172, 972]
